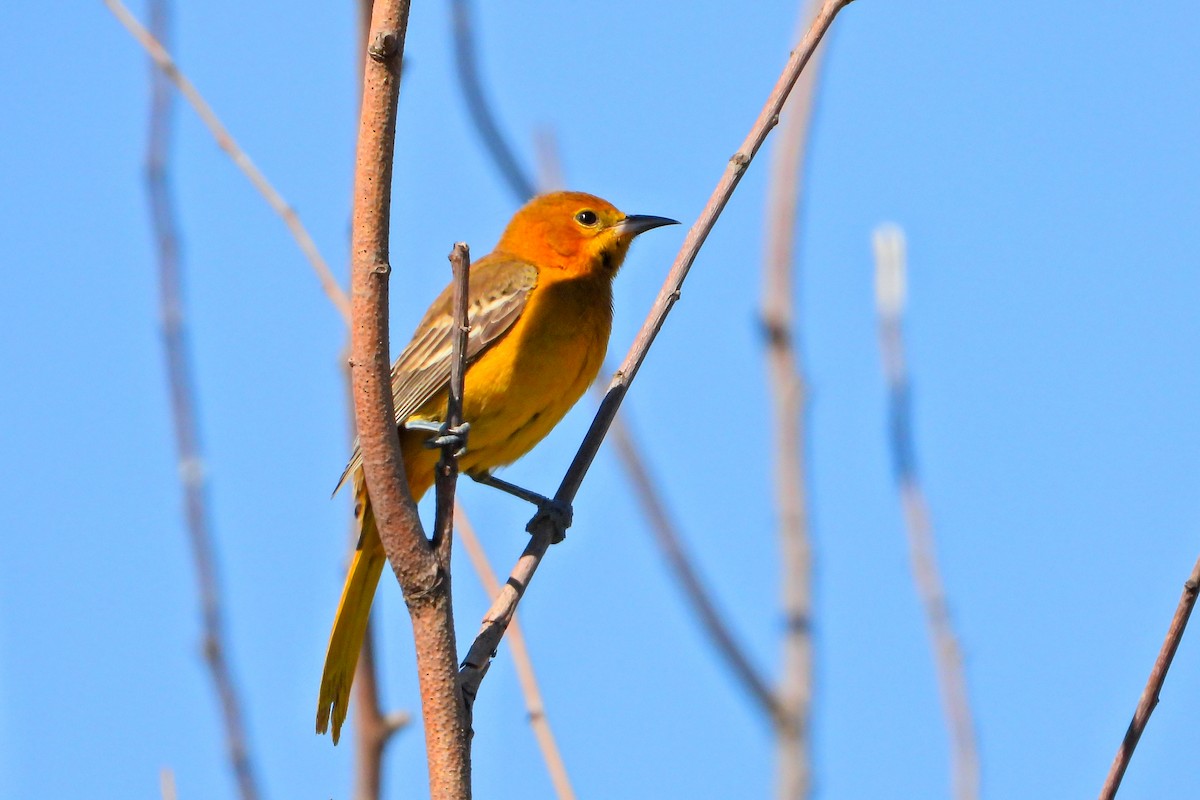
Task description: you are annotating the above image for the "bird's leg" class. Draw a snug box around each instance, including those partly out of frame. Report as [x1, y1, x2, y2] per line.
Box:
[468, 471, 573, 542]
[406, 419, 471, 457]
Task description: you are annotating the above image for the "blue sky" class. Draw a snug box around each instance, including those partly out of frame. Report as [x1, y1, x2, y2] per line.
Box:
[3, 1, 1200, 797]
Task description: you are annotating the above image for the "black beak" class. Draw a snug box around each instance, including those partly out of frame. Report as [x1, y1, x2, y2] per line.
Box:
[615, 214, 680, 237]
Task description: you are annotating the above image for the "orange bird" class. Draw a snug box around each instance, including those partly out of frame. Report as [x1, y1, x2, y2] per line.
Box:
[317, 191, 676, 742]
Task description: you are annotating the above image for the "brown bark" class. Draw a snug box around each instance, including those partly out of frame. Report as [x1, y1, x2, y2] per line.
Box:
[349, 2, 471, 797]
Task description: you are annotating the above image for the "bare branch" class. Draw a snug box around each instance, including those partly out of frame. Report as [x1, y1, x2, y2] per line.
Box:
[458, 0, 856, 710]
[761, 3, 827, 795]
[873, 225, 980, 800]
[141, 2, 262, 798]
[449, 0, 537, 202]
[456, 507, 576, 800]
[1099, 554, 1200, 799]
[105, 0, 351, 323]
[350, 2, 470, 797]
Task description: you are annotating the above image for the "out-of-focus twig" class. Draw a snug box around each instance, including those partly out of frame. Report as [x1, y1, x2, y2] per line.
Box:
[761, 2, 826, 796]
[351, 622, 411, 800]
[105, 0, 351, 323]
[159, 768, 178, 800]
[533, 128, 565, 194]
[449, 0, 536, 203]
[457, 0, 855, 714]
[873, 226, 980, 800]
[455, 507, 576, 800]
[142, 2, 262, 799]
[1099, 554, 1200, 799]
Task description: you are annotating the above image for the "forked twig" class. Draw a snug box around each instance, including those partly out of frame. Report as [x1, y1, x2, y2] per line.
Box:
[143, 2, 261, 798]
[874, 226, 980, 800]
[1099, 554, 1200, 799]
[105, 0, 351, 323]
[457, 0, 856, 711]
[455, 507, 576, 800]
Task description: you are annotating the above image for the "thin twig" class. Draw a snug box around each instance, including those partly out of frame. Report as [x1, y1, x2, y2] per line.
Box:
[1099, 554, 1200, 799]
[143, 3, 262, 799]
[433, 243, 472, 559]
[105, 0, 351, 323]
[455, 507, 576, 800]
[761, 3, 826, 795]
[458, 0, 856, 710]
[607, 404, 781, 721]
[874, 226, 980, 800]
[449, 0, 537, 202]
[350, 3, 471, 798]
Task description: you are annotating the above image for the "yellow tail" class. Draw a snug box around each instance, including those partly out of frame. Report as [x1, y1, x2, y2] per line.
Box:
[316, 477, 386, 744]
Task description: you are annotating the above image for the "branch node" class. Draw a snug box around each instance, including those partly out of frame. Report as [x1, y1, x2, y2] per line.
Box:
[730, 152, 751, 169]
[370, 261, 391, 276]
[368, 31, 399, 62]
[401, 565, 448, 609]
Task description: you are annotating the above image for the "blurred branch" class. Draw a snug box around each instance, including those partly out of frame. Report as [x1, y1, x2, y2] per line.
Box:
[1099, 554, 1200, 799]
[873, 226, 980, 800]
[349, 3, 471, 797]
[142, 3, 262, 799]
[449, 0, 537, 202]
[456, 507, 576, 800]
[607, 405, 781, 720]
[458, 0, 855, 715]
[761, 2, 826, 796]
[352, 619, 411, 800]
[105, 0, 351, 323]
[533, 128, 565, 193]
[159, 768, 178, 800]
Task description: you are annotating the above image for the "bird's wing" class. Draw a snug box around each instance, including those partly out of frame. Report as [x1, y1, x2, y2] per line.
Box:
[335, 258, 538, 493]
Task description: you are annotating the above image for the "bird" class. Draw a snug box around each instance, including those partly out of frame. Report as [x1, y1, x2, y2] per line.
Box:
[317, 191, 677, 742]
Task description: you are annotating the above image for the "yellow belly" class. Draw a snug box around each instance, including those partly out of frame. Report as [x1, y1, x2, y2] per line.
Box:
[400, 273, 612, 498]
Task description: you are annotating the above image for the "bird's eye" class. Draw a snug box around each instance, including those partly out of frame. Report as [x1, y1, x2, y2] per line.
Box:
[575, 210, 599, 227]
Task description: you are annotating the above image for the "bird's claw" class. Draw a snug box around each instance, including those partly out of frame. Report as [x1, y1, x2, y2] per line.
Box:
[411, 420, 471, 457]
[526, 498, 573, 543]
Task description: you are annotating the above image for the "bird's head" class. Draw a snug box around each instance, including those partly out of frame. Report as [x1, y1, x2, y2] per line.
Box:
[496, 191, 677, 279]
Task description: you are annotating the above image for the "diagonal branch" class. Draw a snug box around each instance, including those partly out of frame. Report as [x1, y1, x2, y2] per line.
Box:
[454, 0, 783, 740]
[457, 0, 857, 709]
[105, 0, 351, 323]
[873, 225, 980, 800]
[142, 2, 262, 798]
[761, 3, 827, 795]
[449, 0, 537, 203]
[455, 507, 576, 800]
[1099, 554, 1200, 799]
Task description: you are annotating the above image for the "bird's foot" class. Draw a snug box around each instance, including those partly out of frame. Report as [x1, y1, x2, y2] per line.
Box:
[468, 471, 573, 543]
[409, 419, 471, 457]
